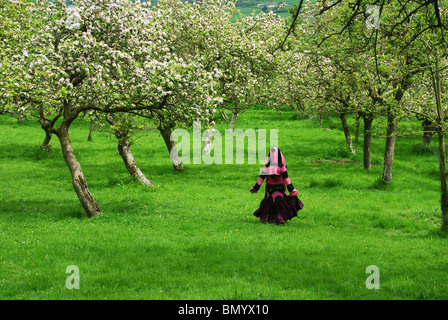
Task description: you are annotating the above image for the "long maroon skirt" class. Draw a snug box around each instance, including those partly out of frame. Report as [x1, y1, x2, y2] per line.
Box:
[253, 193, 304, 224]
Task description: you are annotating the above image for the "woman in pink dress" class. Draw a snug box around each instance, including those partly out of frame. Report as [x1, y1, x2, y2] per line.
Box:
[250, 147, 303, 224]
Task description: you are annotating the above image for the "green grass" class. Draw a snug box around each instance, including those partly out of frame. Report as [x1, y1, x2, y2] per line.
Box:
[0, 107, 447, 300]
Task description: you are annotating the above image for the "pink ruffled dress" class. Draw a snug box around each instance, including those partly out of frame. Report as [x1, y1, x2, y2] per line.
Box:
[252, 147, 304, 224]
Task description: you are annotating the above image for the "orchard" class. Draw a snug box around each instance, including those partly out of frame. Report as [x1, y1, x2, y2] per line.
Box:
[1, 0, 448, 301]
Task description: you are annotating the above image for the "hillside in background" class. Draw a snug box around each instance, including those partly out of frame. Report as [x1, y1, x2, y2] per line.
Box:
[61, 0, 303, 20]
[233, 0, 303, 19]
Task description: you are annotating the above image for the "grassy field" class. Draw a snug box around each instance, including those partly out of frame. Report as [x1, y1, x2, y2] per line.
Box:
[0, 107, 447, 300]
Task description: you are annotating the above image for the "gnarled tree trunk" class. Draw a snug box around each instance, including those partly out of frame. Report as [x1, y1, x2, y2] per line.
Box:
[40, 130, 53, 151]
[203, 125, 215, 156]
[382, 107, 398, 184]
[117, 138, 154, 188]
[229, 111, 239, 131]
[437, 129, 448, 232]
[104, 115, 154, 186]
[57, 124, 102, 218]
[18, 111, 24, 123]
[87, 120, 94, 141]
[158, 126, 184, 172]
[422, 119, 434, 146]
[432, 56, 448, 232]
[39, 114, 60, 152]
[220, 110, 229, 121]
[355, 112, 361, 143]
[381, 74, 412, 184]
[339, 112, 356, 155]
[363, 113, 374, 170]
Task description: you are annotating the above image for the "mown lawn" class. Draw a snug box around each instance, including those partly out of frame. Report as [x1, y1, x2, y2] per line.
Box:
[0, 107, 447, 300]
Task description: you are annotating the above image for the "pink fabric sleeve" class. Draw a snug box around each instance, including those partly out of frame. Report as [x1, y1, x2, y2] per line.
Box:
[280, 153, 287, 173]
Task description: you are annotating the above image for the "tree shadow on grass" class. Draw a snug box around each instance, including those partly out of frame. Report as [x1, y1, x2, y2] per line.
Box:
[0, 143, 59, 161]
[0, 199, 85, 221]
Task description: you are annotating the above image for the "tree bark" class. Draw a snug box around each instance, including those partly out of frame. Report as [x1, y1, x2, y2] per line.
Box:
[437, 129, 448, 232]
[87, 120, 94, 141]
[18, 110, 24, 123]
[355, 112, 361, 143]
[422, 119, 434, 146]
[203, 124, 215, 156]
[57, 124, 102, 218]
[381, 107, 398, 184]
[220, 110, 229, 121]
[381, 74, 412, 184]
[104, 115, 154, 186]
[363, 113, 374, 170]
[339, 112, 356, 154]
[229, 111, 239, 131]
[158, 126, 184, 172]
[117, 138, 154, 188]
[432, 56, 448, 231]
[40, 130, 53, 151]
[39, 114, 59, 152]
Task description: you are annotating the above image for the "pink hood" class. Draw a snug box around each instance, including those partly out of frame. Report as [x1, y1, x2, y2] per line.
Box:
[260, 147, 286, 177]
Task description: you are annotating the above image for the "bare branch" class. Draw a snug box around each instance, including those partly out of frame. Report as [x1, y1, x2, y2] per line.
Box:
[277, 0, 305, 51]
